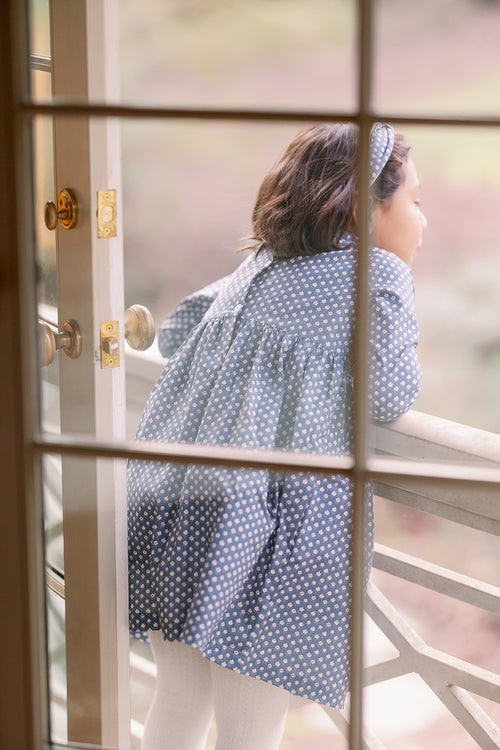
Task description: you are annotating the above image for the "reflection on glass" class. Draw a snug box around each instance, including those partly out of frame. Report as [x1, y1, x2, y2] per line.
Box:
[33, 114, 59, 434]
[43, 454, 66, 743]
[373, 0, 500, 116]
[119, 0, 356, 110]
[33, 112, 56, 310]
[363, 490, 500, 748]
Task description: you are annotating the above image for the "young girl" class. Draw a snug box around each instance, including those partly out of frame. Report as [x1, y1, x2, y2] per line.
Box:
[128, 122, 426, 750]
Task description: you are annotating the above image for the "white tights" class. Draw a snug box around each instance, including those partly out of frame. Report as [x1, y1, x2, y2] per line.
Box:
[142, 631, 290, 750]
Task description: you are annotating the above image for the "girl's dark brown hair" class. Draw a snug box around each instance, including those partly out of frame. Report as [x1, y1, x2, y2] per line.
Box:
[247, 123, 409, 259]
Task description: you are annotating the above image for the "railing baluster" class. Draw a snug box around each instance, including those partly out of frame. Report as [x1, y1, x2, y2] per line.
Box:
[373, 542, 500, 615]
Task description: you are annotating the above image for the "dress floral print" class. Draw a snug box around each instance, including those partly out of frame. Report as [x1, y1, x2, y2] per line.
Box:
[127, 232, 421, 708]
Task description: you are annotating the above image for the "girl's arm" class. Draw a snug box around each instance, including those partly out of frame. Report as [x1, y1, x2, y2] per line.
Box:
[368, 250, 422, 423]
[157, 275, 230, 357]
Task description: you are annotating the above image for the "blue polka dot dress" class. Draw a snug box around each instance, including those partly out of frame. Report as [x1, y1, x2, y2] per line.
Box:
[127, 233, 421, 708]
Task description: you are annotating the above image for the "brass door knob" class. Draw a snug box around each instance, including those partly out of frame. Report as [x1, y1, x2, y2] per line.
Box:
[44, 188, 79, 230]
[38, 319, 82, 366]
[124, 305, 155, 351]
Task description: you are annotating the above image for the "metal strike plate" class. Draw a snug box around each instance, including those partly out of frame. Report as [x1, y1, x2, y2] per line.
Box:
[100, 321, 120, 368]
[97, 189, 117, 238]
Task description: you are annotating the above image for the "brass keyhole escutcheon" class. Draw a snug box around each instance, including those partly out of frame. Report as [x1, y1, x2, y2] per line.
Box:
[44, 188, 79, 230]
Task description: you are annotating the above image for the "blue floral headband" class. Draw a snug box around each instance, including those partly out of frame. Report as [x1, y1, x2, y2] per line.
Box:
[369, 122, 395, 186]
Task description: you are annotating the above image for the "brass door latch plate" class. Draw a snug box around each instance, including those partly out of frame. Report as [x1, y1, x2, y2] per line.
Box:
[97, 189, 117, 238]
[100, 321, 120, 368]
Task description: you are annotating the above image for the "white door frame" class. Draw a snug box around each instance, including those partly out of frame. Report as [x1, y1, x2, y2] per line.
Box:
[50, 0, 129, 745]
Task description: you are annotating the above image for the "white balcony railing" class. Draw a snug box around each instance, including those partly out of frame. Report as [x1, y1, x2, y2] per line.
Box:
[45, 349, 500, 749]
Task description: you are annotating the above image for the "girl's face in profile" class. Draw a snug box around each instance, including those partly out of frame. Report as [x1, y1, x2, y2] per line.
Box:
[370, 158, 428, 267]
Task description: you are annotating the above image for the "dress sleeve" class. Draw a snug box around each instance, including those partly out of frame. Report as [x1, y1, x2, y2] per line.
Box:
[368, 250, 422, 423]
[157, 275, 230, 357]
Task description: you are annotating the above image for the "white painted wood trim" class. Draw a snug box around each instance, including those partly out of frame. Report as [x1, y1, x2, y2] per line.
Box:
[49, 0, 129, 745]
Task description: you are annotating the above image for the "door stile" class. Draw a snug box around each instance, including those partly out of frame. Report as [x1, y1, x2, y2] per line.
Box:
[49, 0, 129, 746]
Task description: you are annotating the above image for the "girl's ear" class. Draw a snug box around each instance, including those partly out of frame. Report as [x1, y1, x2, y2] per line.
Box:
[350, 197, 381, 234]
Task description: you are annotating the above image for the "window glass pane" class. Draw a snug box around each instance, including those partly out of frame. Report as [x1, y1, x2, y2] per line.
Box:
[31, 65, 52, 101]
[367, 124, 500, 467]
[32, 114, 59, 434]
[43, 452, 357, 747]
[122, 120, 293, 322]
[364, 483, 500, 748]
[118, 0, 356, 111]
[373, 0, 500, 116]
[123, 119, 296, 436]
[410, 126, 500, 434]
[409, 128, 500, 433]
[128, 458, 359, 748]
[124, 119, 362, 470]
[43, 454, 66, 743]
[42, 453, 129, 748]
[33, 114, 56, 309]
[29, 0, 50, 56]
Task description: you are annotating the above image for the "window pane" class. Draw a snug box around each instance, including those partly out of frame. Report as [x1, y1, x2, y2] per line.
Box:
[123, 120, 364, 470]
[32, 115, 59, 435]
[42, 453, 129, 747]
[367, 124, 500, 467]
[411, 126, 500, 434]
[29, 0, 50, 57]
[128, 458, 360, 748]
[43, 454, 66, 743]
[364, 484, 500, 748]
[43, 451, 359, 747]
[122, 120, 291, 323]
[33, 114, 56, 309]
[118, 0, 356, 111]
[373, 0, 500, 116]
[123, 119, 296, 436]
